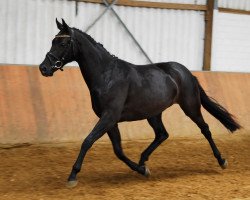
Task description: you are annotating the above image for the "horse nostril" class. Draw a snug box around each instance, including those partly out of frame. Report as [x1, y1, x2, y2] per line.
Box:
[40, 66, 47, 73]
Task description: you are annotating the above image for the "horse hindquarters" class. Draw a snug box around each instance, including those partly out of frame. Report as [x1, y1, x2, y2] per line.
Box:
[162, 62, 241, 132]
[159, 62, 228, 168]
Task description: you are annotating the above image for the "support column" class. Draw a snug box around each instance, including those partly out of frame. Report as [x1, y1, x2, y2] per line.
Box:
[203, 0, 215, 71]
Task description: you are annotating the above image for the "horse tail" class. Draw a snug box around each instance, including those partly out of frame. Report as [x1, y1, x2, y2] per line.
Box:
[194, 77, 241, 133]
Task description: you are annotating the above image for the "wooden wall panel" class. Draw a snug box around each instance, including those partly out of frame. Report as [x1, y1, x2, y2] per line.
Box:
[0, 66, 249, 144]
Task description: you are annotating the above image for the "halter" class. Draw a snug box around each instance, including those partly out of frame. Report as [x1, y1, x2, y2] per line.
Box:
[46, 34, 73, 71]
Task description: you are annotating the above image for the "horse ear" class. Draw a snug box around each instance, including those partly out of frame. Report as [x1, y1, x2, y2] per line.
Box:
[61, 18, 70, 32]
[56, 18, 63, 30]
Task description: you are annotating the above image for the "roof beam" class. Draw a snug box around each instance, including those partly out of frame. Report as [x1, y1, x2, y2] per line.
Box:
[218, 7, 250, 15]
[75, 0, 207, 11]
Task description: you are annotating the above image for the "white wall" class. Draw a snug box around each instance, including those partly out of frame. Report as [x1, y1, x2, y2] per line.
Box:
[211, 10, 250, 72]
[218, 0, 250, 11]
[0, 0, 205, 70]
[2, 0, 250, 72]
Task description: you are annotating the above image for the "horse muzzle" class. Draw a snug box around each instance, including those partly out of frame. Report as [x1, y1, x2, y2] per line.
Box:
[39, 64, 54, 77]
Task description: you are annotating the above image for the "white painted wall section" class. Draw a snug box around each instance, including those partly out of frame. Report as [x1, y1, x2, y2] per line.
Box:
[211, 10, 250, 72]
[218, 0, 250, 11]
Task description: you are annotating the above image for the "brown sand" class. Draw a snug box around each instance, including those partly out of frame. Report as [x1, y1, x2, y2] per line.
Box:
[0, 132, 249, 200]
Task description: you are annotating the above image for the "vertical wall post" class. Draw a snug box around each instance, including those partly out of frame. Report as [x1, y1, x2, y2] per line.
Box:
[203, 0, 215, 71]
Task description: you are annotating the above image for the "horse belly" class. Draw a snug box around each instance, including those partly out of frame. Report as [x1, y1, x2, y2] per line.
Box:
[120, 76, 177, 121]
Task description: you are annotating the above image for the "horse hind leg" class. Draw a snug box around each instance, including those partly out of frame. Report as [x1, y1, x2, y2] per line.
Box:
[138, 114, 169, 174]
[179, 98, 228, 169]
[107, 125, 148, 176]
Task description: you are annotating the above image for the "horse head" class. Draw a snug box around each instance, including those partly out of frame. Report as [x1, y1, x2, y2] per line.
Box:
[39, 18, 76, 76]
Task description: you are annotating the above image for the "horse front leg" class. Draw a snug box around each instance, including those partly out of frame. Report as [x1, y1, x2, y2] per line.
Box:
[67, 112, 117, 187]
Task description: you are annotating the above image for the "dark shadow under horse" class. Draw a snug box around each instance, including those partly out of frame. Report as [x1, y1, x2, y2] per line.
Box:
[39, 19, 241, 187]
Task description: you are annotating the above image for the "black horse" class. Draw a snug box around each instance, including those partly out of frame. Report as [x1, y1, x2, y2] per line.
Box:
[39, 19, 241, 187]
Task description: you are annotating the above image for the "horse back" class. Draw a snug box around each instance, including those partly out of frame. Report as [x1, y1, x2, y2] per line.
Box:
[119, 63, 179, 121]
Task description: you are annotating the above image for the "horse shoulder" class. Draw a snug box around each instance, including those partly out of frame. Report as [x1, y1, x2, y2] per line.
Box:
[89, 61, 132, 117]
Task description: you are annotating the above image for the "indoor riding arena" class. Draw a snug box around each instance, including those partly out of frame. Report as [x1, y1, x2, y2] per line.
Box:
[0, 0, 250, 200]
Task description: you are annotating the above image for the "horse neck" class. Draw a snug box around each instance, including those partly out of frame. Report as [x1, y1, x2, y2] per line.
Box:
[74, 33, 114, 90]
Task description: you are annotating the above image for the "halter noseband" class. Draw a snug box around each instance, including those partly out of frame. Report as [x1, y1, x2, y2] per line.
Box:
[46, 34, 73, 71]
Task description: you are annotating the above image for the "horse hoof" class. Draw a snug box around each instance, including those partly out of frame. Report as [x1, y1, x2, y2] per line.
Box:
[144, 166, 151, 177]
[66, 180, 78, 188]
[220, 159, 228, 169]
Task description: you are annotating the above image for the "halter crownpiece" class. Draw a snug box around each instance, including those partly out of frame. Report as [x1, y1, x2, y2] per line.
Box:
[55, 34, 71, 38]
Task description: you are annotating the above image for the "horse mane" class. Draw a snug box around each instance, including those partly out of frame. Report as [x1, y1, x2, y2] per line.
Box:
[73, 28, 117, 59]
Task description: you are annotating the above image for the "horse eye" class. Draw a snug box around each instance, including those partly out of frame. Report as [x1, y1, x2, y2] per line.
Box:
[61, 43, 66, 47]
